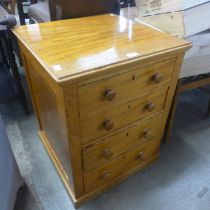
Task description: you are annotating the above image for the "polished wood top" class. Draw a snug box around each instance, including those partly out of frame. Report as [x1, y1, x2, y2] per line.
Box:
[13, 14, 191, 83]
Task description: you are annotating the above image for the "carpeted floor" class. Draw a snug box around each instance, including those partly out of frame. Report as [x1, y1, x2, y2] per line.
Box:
[1, 85, 210, 210]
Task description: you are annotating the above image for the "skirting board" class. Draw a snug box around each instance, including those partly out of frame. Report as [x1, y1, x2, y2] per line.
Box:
[38, 130, 159, 208]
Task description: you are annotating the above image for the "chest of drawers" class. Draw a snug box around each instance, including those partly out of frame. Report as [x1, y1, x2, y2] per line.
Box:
[13, 14, 191, 207]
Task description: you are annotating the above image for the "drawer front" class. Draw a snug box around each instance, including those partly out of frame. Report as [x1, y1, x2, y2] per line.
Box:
[79, 58, 175, 117]
[80, 87, 168, 143]
[82, 114, 163, 172]
[84, 138, 161, 193]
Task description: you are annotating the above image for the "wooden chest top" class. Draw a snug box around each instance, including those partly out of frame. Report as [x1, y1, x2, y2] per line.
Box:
[13, 14, 190, 82]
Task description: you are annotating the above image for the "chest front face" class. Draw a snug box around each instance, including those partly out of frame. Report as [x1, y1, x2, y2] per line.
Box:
[13, 14, 191, 207]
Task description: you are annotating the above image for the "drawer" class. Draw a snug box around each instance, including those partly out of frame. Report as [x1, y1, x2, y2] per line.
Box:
[84, 138, 161, 193]
[80, 87, 168, 143]
[82, 114, 163, 172]
[78, 58, 175, 117]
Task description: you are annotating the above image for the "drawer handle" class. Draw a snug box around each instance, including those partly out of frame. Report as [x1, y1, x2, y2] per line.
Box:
[152, 73, 162, 84]
[103, 120, 114, 131]
[100, 171, 111, 180]
[137, 152, 145, 161]
[102, 148, 113, 159]
[145, 103, 155, 112]
[104, 89, 116, 101]
[143, 129, 152, 140]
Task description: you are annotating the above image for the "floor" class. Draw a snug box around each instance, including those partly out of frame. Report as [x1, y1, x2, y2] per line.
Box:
[1, 84, 210, 210]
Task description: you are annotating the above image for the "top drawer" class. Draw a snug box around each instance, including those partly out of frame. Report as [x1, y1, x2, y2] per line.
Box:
[78, 58, 176, 118]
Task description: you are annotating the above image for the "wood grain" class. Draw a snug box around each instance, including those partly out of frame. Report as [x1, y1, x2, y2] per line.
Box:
[84, 137, 161, 193]
[19, 43, 82, 198]
[82, 114, 163, 172]
[78, 58, 175, 117]
[80, 87, 168, 143]
[13, 14, 190, 83]
[63, 85, 85, 198]
[14, 14, 191, 206]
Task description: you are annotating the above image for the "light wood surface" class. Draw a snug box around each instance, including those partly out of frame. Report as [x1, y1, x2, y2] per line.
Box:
[13, 14, 191, 207]
[80, 87, 168, 142]
[82, 114, 163, 172]
[78, 58, 175, 117]
[13, 14, 189, 83]
[84, 137, 161, 193]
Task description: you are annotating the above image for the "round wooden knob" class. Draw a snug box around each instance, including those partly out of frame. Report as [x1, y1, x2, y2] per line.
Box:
[145, 103, 155, 112]
[143, 129, 152, 140]
[137, 152, 144, 161]
[104, 89, 116, 101]
[103, 120, 114, 131]
[102, 148, 113, 159]
[100, 171, 111, 180]
[152, 73, 162, 84]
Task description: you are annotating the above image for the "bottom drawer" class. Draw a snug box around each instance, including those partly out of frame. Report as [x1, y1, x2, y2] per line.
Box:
[84, 138, 161, 193]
